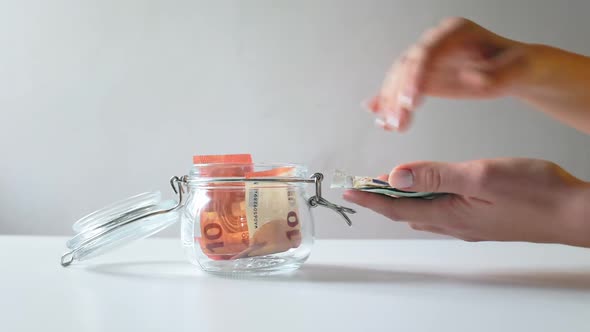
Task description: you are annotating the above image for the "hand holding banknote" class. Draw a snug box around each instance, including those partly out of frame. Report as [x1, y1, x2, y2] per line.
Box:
[343, 158, 590, 248]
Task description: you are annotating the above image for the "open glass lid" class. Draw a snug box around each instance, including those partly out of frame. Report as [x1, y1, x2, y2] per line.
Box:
[60, 177, 185, 267]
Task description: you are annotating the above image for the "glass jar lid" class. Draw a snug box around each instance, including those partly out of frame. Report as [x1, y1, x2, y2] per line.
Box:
[60, 177, 185, 267]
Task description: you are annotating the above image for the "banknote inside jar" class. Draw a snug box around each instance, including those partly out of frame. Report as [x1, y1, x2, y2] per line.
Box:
[194, 155, 303, 261]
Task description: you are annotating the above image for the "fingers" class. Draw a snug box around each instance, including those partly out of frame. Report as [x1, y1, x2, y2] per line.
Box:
[370, 18, 475, 132]
[375, 58, 413, 132]
[400, 18, 470, 105]
[387, 160, 486, 196]
[364, 96, 408, 131]
[363, 95, 380, 114]
[376, 174, 389, 182]
[343, 190, 486, 241]
[409, 223, 449, 235]
[342, 190, 447, 223]
[400, 45, 426, 110]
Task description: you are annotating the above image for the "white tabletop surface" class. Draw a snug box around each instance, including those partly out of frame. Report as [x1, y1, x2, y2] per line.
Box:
[2, 235, 589, 332]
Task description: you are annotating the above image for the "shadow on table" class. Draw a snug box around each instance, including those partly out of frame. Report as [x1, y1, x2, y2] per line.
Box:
[84, 261, 590, 291]
[281, 264, 590, 291]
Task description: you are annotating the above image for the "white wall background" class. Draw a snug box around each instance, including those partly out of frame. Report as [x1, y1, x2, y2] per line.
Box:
[1, 0, 589, 239]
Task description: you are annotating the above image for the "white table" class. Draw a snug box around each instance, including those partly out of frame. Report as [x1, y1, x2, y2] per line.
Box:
[2, 236, 589, 331]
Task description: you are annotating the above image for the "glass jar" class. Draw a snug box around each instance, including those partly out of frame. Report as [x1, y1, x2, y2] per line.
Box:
[60, 162, 355, 276]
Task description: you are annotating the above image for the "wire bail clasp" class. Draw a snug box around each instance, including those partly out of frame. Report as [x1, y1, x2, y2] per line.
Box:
[308, 173, 355, 226]
[170, 175, 187, 205]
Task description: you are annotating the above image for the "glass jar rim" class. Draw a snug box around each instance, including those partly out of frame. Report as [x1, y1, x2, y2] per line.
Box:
[187, 162, 309, 188]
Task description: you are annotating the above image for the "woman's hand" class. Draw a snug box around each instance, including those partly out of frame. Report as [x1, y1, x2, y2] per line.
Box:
[368, 17, 528, 131]
[343, 158, 590, 247]
[368, 17, 590, 134]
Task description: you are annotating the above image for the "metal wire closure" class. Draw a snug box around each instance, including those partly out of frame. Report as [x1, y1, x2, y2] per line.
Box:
[307, 173, 355, 226]
[60, 176, 187, 267]
[187, 172, 356, 226]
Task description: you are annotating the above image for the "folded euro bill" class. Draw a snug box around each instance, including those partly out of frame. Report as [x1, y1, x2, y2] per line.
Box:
[330, 170, 444, 199]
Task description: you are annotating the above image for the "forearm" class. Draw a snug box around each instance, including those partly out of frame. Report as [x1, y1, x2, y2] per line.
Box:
[511, 44, 590, 134]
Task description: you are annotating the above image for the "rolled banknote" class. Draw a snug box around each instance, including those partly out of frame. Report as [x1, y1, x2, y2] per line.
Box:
[194, 154, 253, 260]
[330, 169, 444, 199]
[232, 167, 302, 259]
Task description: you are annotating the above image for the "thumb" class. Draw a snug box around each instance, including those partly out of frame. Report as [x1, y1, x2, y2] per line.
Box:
[388, 161, 481, 195]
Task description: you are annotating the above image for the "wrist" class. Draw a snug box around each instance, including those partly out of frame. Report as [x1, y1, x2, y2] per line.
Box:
[505, 43, 555, 99]
[508, 43, 590, 100]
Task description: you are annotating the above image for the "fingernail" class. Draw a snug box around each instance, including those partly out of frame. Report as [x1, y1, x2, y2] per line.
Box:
[389, 169, 413, 188]
[385, 115, 399, 129]
[375, 118, 387, 128]
[398, 91, 415, 109]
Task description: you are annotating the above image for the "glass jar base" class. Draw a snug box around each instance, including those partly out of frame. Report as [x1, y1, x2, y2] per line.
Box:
[198, 255, 309, 277]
